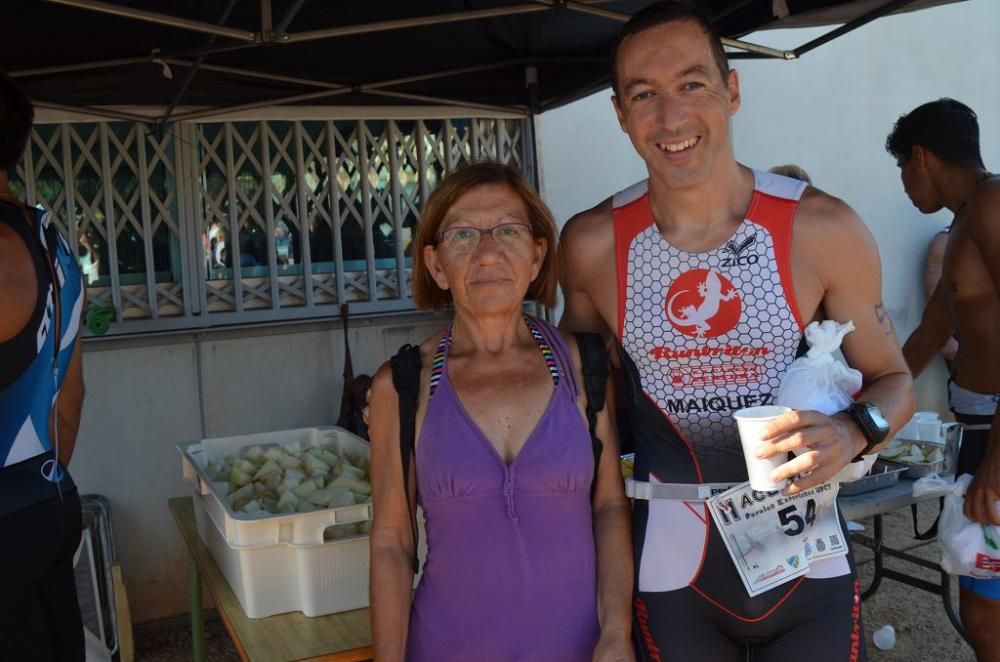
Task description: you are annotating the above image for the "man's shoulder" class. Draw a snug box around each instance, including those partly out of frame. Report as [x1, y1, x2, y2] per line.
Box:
[560, 197, 615, 258]
[968, 176, 1000, 216]
[965, 177, 1000, 246]
[795, 186, 866, 239]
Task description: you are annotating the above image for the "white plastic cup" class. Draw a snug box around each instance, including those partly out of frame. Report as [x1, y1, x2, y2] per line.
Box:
[734, 406, 791, 491]
[917, 419, 943, 443]
[872, 624, 896, 650]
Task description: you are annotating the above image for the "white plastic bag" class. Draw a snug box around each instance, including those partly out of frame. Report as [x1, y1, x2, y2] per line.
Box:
[911, 472, 953, 498]
[938, 474, 1000, 578]
[774, 320, 871, 482]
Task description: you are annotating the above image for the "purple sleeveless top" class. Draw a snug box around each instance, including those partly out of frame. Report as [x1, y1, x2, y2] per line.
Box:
[406, 316, 600, 661]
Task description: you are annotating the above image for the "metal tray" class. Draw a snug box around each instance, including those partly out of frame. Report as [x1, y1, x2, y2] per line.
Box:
[839, 459, 908, 496]
[878, 424, 963, 478]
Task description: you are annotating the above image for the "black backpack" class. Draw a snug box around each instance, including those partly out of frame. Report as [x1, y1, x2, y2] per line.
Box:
[389, 331, 609, 573]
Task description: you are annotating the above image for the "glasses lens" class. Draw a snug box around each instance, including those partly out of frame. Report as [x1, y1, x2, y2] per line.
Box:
[441, 227, 480, 252]
[492, 223, 532, 244]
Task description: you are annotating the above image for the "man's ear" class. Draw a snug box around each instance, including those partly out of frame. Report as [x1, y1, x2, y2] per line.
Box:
[727, 68, 741, 114]
[911, 145, 928, 169]
[611, 93, 627, 133]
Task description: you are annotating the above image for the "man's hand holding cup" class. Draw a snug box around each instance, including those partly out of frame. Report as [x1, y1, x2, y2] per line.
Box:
[743, 408, 866, 495]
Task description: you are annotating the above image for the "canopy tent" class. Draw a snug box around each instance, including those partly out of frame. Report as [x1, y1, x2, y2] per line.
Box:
[7, 0, 963, 123]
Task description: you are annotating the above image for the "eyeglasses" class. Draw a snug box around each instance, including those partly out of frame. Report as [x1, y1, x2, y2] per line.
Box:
[435, 222, 535, 253]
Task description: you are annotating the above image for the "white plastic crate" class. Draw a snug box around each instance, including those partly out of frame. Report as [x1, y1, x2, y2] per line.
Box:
[178, 426, 372, 618]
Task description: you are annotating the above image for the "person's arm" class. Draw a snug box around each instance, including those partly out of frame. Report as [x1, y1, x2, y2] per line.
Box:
[923, 232, 958, 361]
[589, 372, 634, 662]
[961, 187, 1000, 526]
[558, 205, 613, 334]
[903, 282, 955, 378]
[368, 362, 417, 661]
[761, 196, 915, 494]
[52, 340, 84, 466]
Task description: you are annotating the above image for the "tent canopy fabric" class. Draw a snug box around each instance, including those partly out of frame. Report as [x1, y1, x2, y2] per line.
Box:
[7, 0, 963, 121]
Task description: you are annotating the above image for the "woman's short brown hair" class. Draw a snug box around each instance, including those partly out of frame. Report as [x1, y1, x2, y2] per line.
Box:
[411, 162, 558, 311]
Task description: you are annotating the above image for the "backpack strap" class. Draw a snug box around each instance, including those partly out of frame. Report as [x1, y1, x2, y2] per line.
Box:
[389, 343, 422, 574]
[573, 332, 609, 500]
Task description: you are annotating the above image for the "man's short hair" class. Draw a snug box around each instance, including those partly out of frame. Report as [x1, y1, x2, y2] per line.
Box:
[0, 71, 33, 172]
[885, 98, 984, 168]
[611, 1, 730, 97]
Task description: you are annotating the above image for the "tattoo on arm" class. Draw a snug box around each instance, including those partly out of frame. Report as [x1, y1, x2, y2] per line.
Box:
[874, 303, 895, 335]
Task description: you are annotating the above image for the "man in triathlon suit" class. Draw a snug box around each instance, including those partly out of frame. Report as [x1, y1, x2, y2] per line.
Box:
[0, 71, 87, 660]
[888, 98, 1000, 662]
[559, 4, 914, 660]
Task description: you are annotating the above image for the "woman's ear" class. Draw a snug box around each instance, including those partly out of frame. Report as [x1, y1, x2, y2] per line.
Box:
[424, 244, 451, 292]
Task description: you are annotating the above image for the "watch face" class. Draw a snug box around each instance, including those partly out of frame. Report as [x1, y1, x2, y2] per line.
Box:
[857, 402, 890, 441]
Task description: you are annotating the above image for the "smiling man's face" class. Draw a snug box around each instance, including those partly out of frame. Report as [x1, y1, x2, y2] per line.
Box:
[613, 19, 740, 190]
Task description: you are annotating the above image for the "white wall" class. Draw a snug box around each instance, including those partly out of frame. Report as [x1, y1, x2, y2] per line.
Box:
[538, 0, 1000, 412]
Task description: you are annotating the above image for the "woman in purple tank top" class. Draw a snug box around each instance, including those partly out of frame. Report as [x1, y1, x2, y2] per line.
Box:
[368, 163, 633, 662]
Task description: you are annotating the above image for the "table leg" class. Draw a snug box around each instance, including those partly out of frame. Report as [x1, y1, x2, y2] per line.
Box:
[860, 514, 885, 600]
[940, 572, 973, 646]
[189, 553, 206, 662]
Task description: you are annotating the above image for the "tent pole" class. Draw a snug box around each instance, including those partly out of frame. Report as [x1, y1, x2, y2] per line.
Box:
[260, 0, 273, 39]
[10, 57, 152, 78]
[169, 88, 353, 122]
[363, 89, 527, 116]
[45, 0, 257, 41]
[163, 59, 346, 91]
[282, 5, 550, 44]
[32, 101, 154, 123]
[792, 0, 921, 58]
[275, 0, 307, 34]
[160, 0, 241, 126]
[365, 60, 526, 90]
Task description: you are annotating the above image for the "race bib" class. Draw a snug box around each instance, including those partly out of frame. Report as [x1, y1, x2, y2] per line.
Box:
[706, 481, 847, 596]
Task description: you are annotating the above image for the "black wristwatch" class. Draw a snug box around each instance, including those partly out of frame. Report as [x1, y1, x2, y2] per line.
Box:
[843, 402, 891, 463]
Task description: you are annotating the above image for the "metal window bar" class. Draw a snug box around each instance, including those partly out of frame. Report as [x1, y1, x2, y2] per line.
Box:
[325, 120, 347, 307]
[223, 123, 246, 313]
[135, 126, 159, 319]
[292, 122, 315, 307]
[356, 121, 378, 304]
[98, 123, 124, 320]
[15, 115, 530, 332]
[388, 121, 407, 302]
[259, 121, 282, 311]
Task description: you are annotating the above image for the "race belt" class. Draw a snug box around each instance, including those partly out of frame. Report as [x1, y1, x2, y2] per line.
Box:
[626, 478, 739, 502]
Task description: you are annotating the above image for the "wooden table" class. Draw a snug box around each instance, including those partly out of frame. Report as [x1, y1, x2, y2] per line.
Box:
[838, 479, 970, 646]
[168, 497, 373, 662]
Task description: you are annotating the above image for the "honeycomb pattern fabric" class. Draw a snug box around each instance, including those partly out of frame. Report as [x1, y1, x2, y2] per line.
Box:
[614, 170, 817, 597]
[614, 171, 806, 475]
[622, 201, 801, 459]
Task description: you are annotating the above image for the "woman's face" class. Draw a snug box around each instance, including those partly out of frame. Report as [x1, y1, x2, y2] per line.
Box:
[423, 183, 547, 315]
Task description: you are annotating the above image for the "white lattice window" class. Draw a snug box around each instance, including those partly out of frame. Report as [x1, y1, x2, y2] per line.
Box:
[12, 116, 530, 334]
